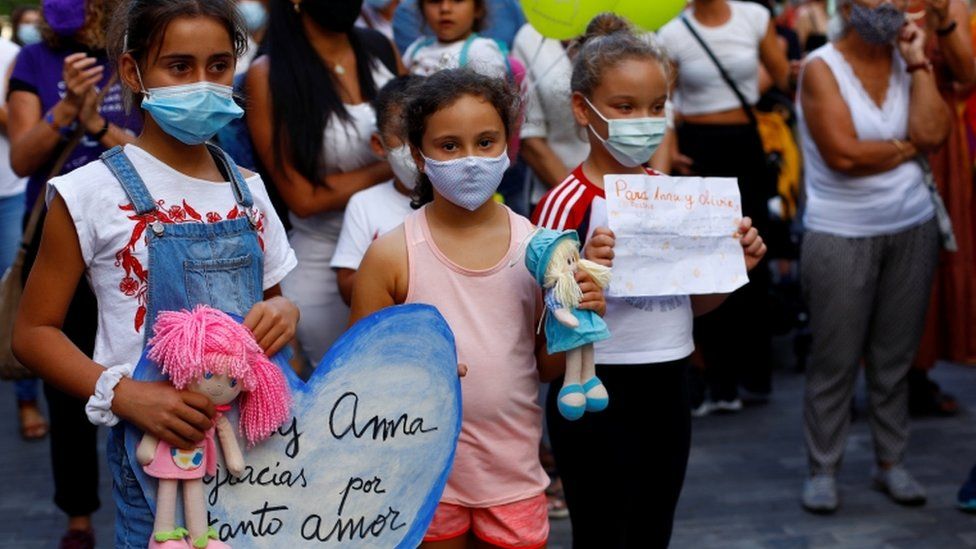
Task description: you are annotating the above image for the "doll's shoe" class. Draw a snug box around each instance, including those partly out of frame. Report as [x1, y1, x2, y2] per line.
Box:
[558, 384, 586, 421]
[582, 376, 609, 412]
[193, 527, 231, 548]
[150, 527, 190, 548]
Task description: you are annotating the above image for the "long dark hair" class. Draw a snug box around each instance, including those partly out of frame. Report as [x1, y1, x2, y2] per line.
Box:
[108, 0, 247, 108]
[266, 0, 383, 186]
[43, 0, 121, 50]
[405, 69, 520, 209]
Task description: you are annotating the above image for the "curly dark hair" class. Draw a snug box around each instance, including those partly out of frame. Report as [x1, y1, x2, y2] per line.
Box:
[404, 68, 521, 209]
[39, 0, 122, 50]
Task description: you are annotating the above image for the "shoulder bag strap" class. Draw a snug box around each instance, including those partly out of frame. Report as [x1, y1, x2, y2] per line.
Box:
[680, 15, 758, 127]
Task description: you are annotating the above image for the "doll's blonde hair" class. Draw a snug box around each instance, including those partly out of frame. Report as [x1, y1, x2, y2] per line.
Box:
[544, 238, 612, 308]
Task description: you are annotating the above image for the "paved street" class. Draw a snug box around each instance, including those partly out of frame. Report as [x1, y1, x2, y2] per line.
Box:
[2, 359, 974, 548]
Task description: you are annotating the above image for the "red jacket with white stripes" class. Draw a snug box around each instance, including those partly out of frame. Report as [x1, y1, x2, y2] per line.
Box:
[531, 164, 657, 243]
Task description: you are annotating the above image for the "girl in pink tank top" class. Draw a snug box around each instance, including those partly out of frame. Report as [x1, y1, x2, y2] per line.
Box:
[350, 70, 607, 549]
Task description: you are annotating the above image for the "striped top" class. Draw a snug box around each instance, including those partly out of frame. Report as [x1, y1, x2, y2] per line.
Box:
[531, 164, 695, 365]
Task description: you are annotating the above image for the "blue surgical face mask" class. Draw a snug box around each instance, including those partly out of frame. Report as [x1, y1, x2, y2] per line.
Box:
[365, 0, 393, 9]
[16, 24, 42, 46]
[422, 150, 510, 211]
[137, 67, 243, 145]
[584, 96, 667, 168]
[237, 0, 267, 33]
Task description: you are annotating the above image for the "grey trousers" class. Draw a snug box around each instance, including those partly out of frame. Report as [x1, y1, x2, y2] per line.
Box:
[801, 219, 939, 474]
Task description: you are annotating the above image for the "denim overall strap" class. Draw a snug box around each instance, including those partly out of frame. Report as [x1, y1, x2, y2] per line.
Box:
[100, 146, 158, 215]
[206, 143, 254, 210]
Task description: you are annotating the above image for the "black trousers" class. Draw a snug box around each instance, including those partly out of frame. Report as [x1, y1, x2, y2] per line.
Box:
[677, 122, 773, 399]
[25, 208, 101, 518]
[547, 359, 692, 548]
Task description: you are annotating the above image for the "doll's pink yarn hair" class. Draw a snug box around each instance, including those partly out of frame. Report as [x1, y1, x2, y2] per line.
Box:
[147, 305, 291, 446]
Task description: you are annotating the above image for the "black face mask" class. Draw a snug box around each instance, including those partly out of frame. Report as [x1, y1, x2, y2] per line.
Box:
[303, 0, 364, 33]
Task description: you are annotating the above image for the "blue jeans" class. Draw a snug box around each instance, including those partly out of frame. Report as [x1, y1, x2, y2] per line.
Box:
[108, 425, 153, 548]
[14, 378, 38, 402]
[0, 192, 36, 403]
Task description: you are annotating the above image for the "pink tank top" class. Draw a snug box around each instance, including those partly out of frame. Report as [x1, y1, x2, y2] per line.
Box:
[405, 205, 549, 507]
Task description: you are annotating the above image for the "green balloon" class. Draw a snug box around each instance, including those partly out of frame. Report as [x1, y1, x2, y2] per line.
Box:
[614, 0, 685, 32]
[522, 0, 620, 40]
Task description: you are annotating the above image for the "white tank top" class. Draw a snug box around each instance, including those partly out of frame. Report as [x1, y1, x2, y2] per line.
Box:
[289, 59, 395, 241]
[797, 44, 934, 237]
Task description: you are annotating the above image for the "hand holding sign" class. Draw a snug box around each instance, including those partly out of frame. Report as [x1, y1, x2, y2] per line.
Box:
[603, 175, 750, 297]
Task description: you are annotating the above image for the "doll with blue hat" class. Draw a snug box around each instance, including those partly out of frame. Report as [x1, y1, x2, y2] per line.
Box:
[525, 228, 612, 420]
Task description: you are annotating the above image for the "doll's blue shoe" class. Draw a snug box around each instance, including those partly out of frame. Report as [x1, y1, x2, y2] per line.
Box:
[583, 376, 609, 412]
[558, 384, 586, 421]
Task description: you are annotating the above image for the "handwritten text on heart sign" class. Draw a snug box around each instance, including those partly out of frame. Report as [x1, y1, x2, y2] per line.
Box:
[604, 175, 748, 297]
[126, 304, 461, 549]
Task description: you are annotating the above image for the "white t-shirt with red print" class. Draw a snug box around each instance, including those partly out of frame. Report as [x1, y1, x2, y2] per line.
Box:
[48, 144, 297, 372]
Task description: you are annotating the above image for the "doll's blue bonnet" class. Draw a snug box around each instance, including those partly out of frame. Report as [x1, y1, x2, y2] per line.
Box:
[524, 228, 580, 285]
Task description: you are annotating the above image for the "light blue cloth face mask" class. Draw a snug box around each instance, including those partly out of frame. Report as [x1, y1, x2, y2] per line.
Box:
[17, 24, 42, 46]
[584, 96, 667, 168]
[137, 68, 244, 145]
[422, 150, 510, 211]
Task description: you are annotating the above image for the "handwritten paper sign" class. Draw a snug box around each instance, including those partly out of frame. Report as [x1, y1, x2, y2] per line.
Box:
[126, 304, 462, 548]
[603, 174, 748, 297]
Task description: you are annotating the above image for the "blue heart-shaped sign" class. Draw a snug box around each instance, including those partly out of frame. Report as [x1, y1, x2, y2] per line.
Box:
[125, 304, 462, 548]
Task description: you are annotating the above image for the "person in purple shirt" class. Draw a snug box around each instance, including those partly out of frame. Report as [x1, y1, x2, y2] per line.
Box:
[6, 2, 139, 548]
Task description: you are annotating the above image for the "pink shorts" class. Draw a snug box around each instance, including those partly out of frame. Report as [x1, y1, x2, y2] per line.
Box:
[423, 493, 549, 548]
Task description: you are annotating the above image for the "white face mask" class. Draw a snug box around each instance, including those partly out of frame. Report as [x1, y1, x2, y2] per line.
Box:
[422, 150, 510, 211]
[387, 145, 419, 187]
[585, 96, 667, 168]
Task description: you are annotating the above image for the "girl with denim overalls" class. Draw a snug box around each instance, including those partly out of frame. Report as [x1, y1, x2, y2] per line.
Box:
[12, 1, 299, 547]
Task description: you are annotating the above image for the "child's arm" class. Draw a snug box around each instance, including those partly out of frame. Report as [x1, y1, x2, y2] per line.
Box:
[216, 415, 245, 477]
[336, 268, 356, 307]
[243, 284, 299, 357]
[348, 227, 408, 325]
[13, 195, 215, 450]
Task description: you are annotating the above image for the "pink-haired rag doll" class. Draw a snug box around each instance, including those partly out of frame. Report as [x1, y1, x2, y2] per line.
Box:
[136, 306, 291, 549]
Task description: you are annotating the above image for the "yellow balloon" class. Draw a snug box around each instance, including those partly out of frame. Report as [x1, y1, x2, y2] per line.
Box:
[522, 0, 621, 40]
[614, 0, 686, 32]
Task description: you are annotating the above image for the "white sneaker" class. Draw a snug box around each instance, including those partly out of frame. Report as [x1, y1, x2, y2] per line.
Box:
[802, 474, 839, 514]
[711, 398, 743, 413]
[873, 465, 927, 506]
[691, 402, 712, 418]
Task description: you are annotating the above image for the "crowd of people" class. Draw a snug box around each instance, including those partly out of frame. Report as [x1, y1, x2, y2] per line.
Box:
[2, 0, 975, 548]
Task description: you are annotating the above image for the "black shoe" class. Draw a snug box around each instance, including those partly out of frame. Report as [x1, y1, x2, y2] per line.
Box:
[59, 529, 95, 549]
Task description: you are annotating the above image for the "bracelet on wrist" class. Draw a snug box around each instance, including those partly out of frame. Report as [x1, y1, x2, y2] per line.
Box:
[43, 109, 76, 137]
[936, 20, 958, 37]
[89, 118, 109, 141]
[906, 60, 933, 74]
